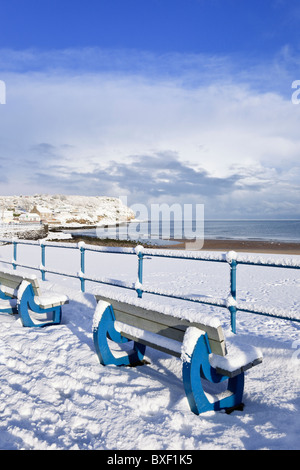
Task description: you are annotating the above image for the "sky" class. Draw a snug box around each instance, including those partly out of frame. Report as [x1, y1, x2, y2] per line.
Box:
[0, 0, 300, 219]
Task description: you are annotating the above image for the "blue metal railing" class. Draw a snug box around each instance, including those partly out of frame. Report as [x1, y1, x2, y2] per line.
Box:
[0, 238, 300, 333]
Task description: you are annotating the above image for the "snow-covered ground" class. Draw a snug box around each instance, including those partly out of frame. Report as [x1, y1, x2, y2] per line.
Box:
[0, 242, 299, 450]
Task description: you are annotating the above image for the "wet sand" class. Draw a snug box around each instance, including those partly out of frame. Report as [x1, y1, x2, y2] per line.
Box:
[59, 235, 300, 254]
[167, 238, 300, 254]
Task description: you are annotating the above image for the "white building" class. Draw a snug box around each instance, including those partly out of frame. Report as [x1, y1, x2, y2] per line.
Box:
[0, 210, 14, 223]
[19, 213, 41, 223]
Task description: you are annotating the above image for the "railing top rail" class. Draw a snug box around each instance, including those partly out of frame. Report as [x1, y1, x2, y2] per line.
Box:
[1, 236, 299, 333]
[1, 238, 300, 268]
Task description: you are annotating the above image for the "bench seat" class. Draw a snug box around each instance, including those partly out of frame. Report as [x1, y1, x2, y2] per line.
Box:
[114, 319, 262, 378]
[93, 294, 263, 414]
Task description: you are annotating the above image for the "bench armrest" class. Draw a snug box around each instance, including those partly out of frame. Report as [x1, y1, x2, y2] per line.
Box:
[210, 334, 263, 378]
[34, 295, 69, 309]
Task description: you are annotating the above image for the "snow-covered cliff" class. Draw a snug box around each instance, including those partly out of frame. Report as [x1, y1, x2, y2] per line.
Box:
[0, 194, 135, 227]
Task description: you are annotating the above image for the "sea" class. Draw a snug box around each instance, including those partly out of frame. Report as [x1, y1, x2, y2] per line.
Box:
[66, 219, 300, 246]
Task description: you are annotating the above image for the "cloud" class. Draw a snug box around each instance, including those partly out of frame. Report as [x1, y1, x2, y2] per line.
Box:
[33, 150, 244, 197]
[0, 47, 300, 217]
[27, 150, 300, 218]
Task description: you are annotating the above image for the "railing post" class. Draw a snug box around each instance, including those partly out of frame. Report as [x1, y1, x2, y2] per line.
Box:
[226, 251, 237, 334]
[230, 259, 237, 299]
[78, 242, 86, 292]
[40, 240, 46, 281]
[12, 239, 17, 270]
[135, 245, 144, 298]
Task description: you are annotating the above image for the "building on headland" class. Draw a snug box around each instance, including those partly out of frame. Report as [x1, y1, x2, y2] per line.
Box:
[0, 210, 14, 224]
[31, 205, 52, 221]
[19, 212, 41, 223]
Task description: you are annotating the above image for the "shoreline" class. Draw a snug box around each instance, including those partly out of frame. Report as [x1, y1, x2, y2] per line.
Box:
[174, 238, 300, 254]
[50, 234, 300, 254]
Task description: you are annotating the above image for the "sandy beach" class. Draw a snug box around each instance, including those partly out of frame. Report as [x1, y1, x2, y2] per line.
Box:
[167, 238, 300, 254]
[60, 234, 300, 254]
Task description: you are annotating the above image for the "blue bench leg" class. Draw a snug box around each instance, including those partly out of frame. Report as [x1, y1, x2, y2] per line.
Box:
[182, 331, 244, 415]
[18, 283, 62, 328]
[93, 303, 146, 366]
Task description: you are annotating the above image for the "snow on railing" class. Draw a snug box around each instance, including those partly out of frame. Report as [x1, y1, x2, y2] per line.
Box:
[0, 238, 299, 333]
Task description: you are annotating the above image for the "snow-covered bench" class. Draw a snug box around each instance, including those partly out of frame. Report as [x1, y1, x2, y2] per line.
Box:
[93, 294, 263, 415]
[0, 268, 68, 327]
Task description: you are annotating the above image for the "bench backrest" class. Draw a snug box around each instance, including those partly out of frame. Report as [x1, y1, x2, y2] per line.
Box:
[0, 270, 41, 297]
[96, 295, 227, 356]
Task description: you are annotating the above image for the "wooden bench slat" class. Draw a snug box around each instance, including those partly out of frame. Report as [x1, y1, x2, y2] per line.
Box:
[114, 309, 185, 341]
[98, 296, 225, 342]
[97, 296, 227, 356]
[0, 272, 41, 296]
[113, 308, 226, 356]
[0, 275, 23, 290]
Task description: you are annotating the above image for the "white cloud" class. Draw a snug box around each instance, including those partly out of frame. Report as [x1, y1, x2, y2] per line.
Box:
[0, 47, 299, 217]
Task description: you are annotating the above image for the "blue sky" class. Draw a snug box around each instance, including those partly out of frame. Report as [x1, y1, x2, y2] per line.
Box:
[0, 0, 300, 218]
[1, 0, 299, 58]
